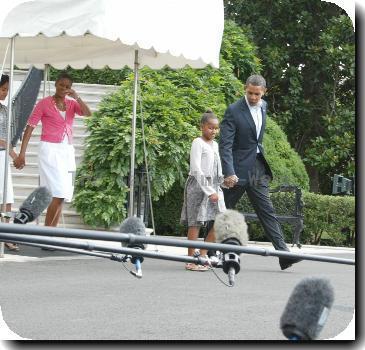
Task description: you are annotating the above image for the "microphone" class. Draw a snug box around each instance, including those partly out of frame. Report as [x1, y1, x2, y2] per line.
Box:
[280, 277, 335, 340]
[214, 210, 248, 286]
[119, 216, 146, 278]
[13, 187, 52, 224]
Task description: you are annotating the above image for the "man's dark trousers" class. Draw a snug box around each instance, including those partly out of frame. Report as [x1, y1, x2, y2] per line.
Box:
[223, 154, 289, 252]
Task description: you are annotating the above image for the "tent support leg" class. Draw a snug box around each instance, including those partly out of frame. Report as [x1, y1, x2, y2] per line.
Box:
[128, 50, 139, 217]
[1, 36, 15, 258]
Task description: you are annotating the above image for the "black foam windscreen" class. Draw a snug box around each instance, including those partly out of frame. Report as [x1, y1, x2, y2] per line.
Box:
[15, 186, 52, 223]
[214, 209, 248, 246]
[119, 216, 146, 249]
[280, 277, 335, 340]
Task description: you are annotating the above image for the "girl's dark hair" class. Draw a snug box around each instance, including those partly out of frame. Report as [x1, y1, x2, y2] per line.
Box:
[200, 109, 218, 125]
[0, 74, 9, 87]
[56, 72, 73, 83]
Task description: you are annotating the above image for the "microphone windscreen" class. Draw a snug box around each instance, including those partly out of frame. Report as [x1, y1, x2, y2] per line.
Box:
[119, 216, 146, 248]
[280, 277, 335, 340]
[19, 186, 52, 222]
[214, 209, 248, 246]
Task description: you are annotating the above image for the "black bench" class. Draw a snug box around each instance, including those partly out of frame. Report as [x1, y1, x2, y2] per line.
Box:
[238, 185, 304, 248]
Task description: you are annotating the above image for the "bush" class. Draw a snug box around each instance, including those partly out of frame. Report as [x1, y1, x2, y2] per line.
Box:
[301, 192, 355, 246]
[237, 191, 355, 247]
[49, 66, 132, 85]
[73, 62, 246, 227]
[153, 182, 186, 236]
[263, 118, 309, 190]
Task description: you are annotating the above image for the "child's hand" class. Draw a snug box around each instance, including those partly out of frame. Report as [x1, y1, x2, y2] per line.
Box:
[209, 193, 219, 203]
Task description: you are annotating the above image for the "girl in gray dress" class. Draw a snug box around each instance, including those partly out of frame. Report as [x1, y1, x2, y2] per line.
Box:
[180, 110, 226, 271]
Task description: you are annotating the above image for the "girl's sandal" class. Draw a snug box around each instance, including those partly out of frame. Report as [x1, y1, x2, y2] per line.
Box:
[5, 243, 20, 251]
[185, 263, 209, 271]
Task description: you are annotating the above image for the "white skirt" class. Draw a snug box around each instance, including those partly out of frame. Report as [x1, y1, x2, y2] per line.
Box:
[0, 151, 14, 204]
[38, 141, 76, 203]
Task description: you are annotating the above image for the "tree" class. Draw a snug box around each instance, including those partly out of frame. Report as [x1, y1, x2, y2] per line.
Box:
[224, 0, 355, 193]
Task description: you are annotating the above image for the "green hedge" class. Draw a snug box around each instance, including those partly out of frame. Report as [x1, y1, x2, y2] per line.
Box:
[153, 187, 355, 247]
[49, 66, 131, 85]
[237, 191, 355, 247]
[301, 192, 355, 247]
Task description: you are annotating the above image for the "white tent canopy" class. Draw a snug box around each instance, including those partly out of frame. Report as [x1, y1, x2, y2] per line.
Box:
[0, 0, 224, 69]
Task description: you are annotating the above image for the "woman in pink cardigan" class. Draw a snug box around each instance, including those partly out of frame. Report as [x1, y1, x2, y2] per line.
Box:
[14, 72, 91, 228]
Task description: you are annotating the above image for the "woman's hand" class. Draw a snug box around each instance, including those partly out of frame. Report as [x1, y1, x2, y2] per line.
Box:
[209, 193, 219, 203]
[66, 88, 79, 100]
[10, 150, 18, 160]
[14, 153, 26, 169]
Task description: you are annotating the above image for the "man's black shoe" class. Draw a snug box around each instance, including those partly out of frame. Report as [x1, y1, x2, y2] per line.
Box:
[279, 257, 302, 270]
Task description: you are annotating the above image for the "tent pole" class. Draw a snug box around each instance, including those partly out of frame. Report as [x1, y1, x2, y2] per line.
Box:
[35, 64, 50, 226]
[0, 36, 15, 258]
[43, 64, 49, 98]
[128, 50, 139, 217]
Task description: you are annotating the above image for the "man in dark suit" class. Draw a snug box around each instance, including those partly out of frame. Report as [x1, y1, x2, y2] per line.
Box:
[219, 74, 301, 270]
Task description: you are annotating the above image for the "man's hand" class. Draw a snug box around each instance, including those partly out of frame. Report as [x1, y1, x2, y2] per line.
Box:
[209, 193, 219, 203]
[224, 175, 239, 188]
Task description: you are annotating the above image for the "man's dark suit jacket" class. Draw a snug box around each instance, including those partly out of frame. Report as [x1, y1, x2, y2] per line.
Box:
[219, 97, 273, 185]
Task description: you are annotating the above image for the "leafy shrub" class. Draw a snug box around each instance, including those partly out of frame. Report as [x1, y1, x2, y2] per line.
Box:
[49, 66, 132, 85]
[73, 62, 245, 227]
[301, 192, 355, 246]
[264, 118, 309, 190]
[238, 191, 355, 247]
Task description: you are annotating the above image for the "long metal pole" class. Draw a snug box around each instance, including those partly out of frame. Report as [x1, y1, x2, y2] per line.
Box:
[128, 50, 139, 217]
[0, 37, 15, 258]
[0, 224, 355, 265]
[0, 233, 207, 265]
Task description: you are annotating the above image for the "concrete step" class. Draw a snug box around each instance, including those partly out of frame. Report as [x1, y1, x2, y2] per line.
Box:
[11, 163, 39, 175]
[25, 141, 85, 154]
[23, 221, 109, 231]
[32, 212, 84, 225]
[35, 96, 100, 112]
[29, 123, 88, 135]
[38, 89, 115, 102]
[29, 116, 91, 127]
[12, 194, 75, 212]
[28, 132, 88, 144]
[11, 193, 82, 225]
[16, 152, 84, 166]
[11, 173, 39, 186]
[73, 116, 90, 127]
[40, 81, 119, 94]
[12, 183, 42, 198]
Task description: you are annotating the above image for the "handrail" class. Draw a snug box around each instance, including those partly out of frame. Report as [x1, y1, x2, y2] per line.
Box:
[11, 66, 43, 146]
